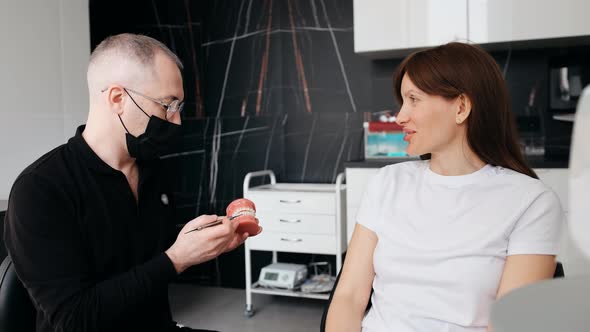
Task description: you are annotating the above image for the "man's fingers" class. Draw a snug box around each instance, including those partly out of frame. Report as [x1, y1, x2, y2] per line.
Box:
[227, 216, 240, 231]
[204, 216, 236, 239]
[182, 215, 218, 233]
[191, 214, 219, 227]
[225, 228, 254, 251]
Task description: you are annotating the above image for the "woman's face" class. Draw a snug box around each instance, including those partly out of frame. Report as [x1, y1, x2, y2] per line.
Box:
[396, 73, 463, 156]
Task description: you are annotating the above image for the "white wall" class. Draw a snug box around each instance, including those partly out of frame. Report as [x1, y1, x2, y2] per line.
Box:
[0, 0, 90, 200]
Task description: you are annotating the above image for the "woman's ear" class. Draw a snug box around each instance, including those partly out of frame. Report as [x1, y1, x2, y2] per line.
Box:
[456, 94, 472, 124]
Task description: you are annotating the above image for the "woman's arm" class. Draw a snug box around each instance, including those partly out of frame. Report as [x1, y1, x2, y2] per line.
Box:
[326, 223, 378, 332]
[487, 254, 557, 332]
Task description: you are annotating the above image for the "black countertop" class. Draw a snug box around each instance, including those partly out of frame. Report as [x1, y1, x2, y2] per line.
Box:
[345, 156, 568, 169]
[344, 158, 418, 168]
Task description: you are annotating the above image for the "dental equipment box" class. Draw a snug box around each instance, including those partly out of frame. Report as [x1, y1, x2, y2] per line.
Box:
[258, 263, 308, 289]
[364, 121, 409, 159]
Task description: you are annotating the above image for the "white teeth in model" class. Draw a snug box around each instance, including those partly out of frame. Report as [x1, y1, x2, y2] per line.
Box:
[232, 208, 255, 217]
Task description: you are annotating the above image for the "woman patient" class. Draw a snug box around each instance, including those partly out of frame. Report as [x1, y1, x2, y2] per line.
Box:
[326, 42, 564, 332]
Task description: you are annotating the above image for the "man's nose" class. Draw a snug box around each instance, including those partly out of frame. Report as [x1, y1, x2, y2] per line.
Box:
[170, 111, 182, 125]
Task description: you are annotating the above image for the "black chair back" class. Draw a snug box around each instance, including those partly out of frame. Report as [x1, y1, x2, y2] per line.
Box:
[0, 256, 36, 332]
[320, 262, 565, 332]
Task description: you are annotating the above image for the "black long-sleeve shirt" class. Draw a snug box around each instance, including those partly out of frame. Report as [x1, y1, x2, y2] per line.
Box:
[4, 126, 183, 332]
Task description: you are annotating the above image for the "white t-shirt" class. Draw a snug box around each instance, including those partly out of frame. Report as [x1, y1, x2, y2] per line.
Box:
[357, 161, 564, 332]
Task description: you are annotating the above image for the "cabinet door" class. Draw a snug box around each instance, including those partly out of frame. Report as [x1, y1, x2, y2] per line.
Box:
[468, 0, 590, 44]
[354, 0, 409, 53]
[354, 0, 467, 54]
[407, 0, 468, 48]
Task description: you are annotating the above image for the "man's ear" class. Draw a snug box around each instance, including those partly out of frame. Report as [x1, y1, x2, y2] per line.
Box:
[456, 94, 472, 125]
[105, 86, 125, 116]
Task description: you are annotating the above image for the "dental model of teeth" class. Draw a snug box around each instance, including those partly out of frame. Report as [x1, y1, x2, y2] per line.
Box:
[226, 198, 261, 236]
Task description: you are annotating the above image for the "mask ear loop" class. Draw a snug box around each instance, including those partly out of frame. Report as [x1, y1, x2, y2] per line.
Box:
[118, 115, 131, 134]
[119, 88, 151, 135]
[123, 88, 150, 117]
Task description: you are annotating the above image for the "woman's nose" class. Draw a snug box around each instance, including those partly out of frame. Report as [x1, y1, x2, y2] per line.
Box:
[395, 107, 409, 126]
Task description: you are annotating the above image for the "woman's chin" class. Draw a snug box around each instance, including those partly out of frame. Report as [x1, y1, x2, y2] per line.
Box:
[406, 145, 427, 157]
[405, 145, 419, 156]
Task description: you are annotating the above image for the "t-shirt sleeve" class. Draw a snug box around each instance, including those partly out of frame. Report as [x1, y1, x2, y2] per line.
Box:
[356, 169, 386, 233]
[507, 188, 565, 256]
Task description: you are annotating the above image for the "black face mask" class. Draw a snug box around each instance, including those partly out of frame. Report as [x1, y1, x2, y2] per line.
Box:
[119, 91, 182, 161]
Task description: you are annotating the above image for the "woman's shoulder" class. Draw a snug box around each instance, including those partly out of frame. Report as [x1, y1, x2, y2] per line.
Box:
[489, 165, 551, 196]
[364, 160, 425, 192]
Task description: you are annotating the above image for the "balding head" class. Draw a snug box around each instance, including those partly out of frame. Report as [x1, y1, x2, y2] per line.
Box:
[87, 33, 183, 102]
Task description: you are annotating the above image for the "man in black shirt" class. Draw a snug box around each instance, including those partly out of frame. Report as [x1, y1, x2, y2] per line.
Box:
[3, 33, 259, 332]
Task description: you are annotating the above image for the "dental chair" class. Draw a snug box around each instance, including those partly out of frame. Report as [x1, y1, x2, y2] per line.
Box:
[0, 255, 217, 332]
[489, 86, 590, 332]
[0, 256, 36, 332]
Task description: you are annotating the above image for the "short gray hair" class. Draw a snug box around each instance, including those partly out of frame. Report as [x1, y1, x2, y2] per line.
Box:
[90, 33, 183, 72]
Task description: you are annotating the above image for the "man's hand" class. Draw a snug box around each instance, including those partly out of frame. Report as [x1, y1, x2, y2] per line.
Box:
[224, 217, 262, 253]
[165, 215, 261, 274]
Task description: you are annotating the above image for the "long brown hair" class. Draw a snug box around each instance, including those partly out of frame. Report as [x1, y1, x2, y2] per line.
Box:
[393, 42, 537, 179]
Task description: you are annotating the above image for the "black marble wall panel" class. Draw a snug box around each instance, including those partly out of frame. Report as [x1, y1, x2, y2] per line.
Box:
[89, 0, 587, 288]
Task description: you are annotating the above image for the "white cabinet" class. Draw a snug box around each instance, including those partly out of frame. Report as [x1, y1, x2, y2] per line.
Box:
[354, 0, 467, 54]
[354, 0, 590, 56]
[408, 0, 468, 48]
[353, 0, 408, 54]
[468, 0, 590, 44]
[242, 171, 347, 316]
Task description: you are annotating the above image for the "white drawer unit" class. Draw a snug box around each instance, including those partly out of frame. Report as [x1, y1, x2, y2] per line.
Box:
[242, 170, 346, 317]
[247, 186, 336, 215]
[252, 212, 336, 235]
[248, 232, 337, 254]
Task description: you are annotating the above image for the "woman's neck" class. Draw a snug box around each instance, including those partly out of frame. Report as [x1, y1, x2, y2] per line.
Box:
[429, 138, 486, 176]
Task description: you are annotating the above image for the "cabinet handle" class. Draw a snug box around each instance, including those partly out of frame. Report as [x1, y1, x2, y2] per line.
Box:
[279, 199, 301, 204]
[280, 237, 303, 242]
[279, 219, 302, 223]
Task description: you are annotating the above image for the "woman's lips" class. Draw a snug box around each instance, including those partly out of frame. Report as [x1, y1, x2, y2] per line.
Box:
[403, 129, 416, 142]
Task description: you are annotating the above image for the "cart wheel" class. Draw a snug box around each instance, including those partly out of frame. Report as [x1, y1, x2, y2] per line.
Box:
[244, 304, 255, 318]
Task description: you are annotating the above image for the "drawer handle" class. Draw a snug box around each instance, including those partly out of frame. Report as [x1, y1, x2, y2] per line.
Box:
[279, 219, 302, 224]
[280, 237, 303, 242]
[279, 199, 301, 204]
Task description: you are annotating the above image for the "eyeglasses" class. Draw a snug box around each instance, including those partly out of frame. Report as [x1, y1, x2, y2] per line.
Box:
[101, 87, 184, 121]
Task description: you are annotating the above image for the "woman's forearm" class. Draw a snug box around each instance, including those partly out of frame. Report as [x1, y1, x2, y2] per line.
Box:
[325, 294, 365, 332]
